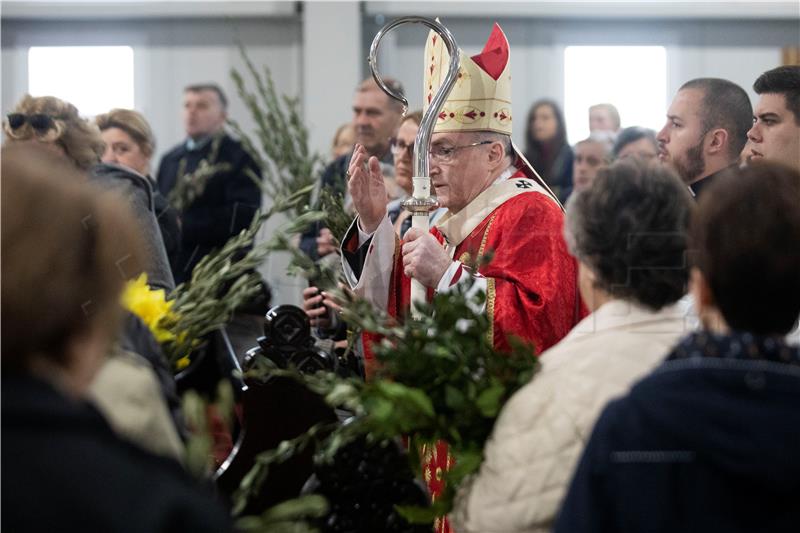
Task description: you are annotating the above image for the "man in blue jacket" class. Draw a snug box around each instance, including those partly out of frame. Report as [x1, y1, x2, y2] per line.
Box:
[157, 83, 262, 283]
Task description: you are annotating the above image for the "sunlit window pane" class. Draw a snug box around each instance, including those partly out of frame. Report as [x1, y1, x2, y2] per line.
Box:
[28, 46, 134, 116]
[564, 46, 666, 144]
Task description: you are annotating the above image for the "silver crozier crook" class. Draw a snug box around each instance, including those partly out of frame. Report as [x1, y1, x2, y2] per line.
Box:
[369, 17, 460, 318]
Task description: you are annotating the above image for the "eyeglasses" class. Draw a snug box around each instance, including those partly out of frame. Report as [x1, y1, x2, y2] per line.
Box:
[390, 138, 415, 158]
[428, 140, 492, 164]
[5, 113, 57, 135]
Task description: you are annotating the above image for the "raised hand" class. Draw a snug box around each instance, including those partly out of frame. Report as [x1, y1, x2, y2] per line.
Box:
[347, 143, 387, 233]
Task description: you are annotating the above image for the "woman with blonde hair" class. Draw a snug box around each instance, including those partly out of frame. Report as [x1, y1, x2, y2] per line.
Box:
[95, 108, 181, 274]
[95, 108, 156, 176]
[3, 94, 105, 171]
[4, 94, 174, 290]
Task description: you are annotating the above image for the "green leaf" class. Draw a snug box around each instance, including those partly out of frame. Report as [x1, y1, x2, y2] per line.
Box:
[374, 381, 435, 418]
[259, 494, 329, 522]
[395, 499, 448, 524]
[444, 384, 466, 411]
[475, 383, 505, 417]
[324, 381, 358, 406]
[446, 448, 483, 485]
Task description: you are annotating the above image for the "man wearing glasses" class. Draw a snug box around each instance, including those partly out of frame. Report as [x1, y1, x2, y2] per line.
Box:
[342, 25, 583, 531]
[342, 23, 583, 364]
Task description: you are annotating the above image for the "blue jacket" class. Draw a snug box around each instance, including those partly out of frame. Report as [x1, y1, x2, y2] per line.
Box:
[556, 331, 800, 533]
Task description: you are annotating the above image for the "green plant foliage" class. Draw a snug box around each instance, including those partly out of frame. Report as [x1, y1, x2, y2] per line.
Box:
[237, 494, 328, 533]
[236, 280, 540, 524]
[315, 182, 351, 248]
[229, 43, 321, 220]
[167, 133, 234, 212]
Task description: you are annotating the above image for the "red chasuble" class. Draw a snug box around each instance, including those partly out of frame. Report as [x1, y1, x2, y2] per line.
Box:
[342, 166, 584, 533]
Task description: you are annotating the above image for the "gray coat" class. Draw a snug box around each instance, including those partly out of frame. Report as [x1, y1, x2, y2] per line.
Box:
[90, 163, 175, 291]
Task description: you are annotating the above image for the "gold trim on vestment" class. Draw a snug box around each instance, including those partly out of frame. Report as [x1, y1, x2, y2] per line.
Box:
[487, 277, 496, 345]
[477, 213, 496, 261]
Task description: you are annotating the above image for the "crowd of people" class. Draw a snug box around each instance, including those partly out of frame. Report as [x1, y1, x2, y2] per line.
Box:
[1, 16, 799, 533]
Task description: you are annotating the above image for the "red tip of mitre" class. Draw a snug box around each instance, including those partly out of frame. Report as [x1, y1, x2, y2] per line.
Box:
[470, 23, 509, 81]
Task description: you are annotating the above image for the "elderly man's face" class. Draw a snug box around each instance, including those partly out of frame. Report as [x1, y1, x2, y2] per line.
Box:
[747, 93, 800, 171]
[573, 141, 607, 193]
[657, 89, 708, 184]
[429, 131, 496, 213]
[352, 88, 402, 158]
[183, 89, 226, 139]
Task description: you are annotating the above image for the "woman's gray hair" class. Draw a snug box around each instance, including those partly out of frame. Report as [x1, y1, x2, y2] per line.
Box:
[564, 157, 693, 310]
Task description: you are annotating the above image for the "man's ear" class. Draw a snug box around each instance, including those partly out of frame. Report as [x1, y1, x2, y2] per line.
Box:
[705, 128, 728, 156]
[487, 140, 506, 169]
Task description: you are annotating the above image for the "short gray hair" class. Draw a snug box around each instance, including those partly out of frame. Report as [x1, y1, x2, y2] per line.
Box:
[474, 131, 513, 161]
[357, 77, 405, 114]
[565, 158, 693, 310]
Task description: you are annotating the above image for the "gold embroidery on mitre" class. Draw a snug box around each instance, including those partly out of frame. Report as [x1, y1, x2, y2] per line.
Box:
[423, 23, 513, 135]
[435, 467, 444, 481]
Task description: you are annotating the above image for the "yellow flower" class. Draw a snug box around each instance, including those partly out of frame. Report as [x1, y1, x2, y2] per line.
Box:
[176, 356, 191, 370]
[121, 273, 178, 343]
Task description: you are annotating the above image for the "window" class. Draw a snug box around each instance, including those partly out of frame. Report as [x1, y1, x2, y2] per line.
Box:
[564, 46, 666, 144]
[28, 46, 134, 116]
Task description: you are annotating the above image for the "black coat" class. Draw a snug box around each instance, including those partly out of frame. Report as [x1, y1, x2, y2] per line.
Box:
[151, 181, 182, 276]
[299, 154, 350, 261]
[1, 375, 232, 533]
[156, 133, 262, 283]
[555, 331, 800, 533]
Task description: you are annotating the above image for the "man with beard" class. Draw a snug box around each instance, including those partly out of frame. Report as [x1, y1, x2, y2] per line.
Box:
[747, 65, 800, 171]
[656, 78, 751, 198]
[300, 77, 405, 260]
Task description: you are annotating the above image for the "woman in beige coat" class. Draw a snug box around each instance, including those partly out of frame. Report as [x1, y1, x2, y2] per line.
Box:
[451, 158, 694, 533]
